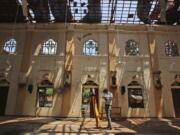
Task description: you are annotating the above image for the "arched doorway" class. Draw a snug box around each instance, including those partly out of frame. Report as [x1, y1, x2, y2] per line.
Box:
[171, 75, 180, 118]
[0, 79, 9, 116]
[82, 80, 99, 118]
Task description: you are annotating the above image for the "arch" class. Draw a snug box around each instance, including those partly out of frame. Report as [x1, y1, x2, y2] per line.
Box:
[83, 40, 98, 56]
[165, 40, 179, 56]
[42, 39, 57, 55]
[3, 38, 16, 54]
[0, 78, 9, 115]
[83, 80, 99, 88]
[128, 80, 141, 86]
[128, 75, 141, 86]
[40, 79, 53, 86]
[0, 78, 9, 86]
[171, 81, 180, 86]
[171, 74, 180, 86]
[171, 74, 180, 117]
[125, 40, 139, 56]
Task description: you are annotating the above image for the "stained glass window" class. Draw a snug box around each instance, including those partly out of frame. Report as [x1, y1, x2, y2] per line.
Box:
[42, 39, 57, 55]
[3, 38, 16, 54]
[165, 40, 179, 56]
[83, 40, 98, 56]
[125, 40, 139, 56]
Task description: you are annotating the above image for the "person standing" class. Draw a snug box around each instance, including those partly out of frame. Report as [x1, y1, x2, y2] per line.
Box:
[103, 88, 113, 130]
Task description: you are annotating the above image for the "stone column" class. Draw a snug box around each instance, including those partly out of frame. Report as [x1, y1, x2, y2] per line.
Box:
[15, 30, 33, 115]
[147, 27, 164, 117]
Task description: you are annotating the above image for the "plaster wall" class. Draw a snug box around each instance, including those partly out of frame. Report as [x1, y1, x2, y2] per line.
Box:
[0, 24, 179, 117]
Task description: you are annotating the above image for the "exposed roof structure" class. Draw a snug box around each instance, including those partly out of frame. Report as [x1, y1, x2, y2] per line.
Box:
[0, 0, 179, 25]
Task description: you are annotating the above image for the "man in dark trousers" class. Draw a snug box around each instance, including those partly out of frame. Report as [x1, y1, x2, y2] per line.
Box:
[103, 88, 113, 130]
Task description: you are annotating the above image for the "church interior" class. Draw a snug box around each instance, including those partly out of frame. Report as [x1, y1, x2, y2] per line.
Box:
[0, 0, 180, 118]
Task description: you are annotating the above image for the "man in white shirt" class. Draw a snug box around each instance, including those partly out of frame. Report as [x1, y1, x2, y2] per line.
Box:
[103, 88, 113, 130]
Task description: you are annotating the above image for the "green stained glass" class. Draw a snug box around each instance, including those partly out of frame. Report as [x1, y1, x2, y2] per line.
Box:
[46, 87, 54, 96]
[125, 40, 139, 56]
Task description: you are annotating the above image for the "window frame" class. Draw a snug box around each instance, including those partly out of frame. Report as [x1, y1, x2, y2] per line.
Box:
[41, 39, 57, 55]
[164, 40, 179, 57]
[125, 40, 140, 56]
[83, 39, 99, 56]
[3, 38, 17, 54]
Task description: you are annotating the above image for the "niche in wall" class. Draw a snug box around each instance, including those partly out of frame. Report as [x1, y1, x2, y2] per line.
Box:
[64, 71, 71, 88]
[0, 78, 9, 116]
[121, 85, 126, 95]
[110, 71, 117, 87]
[171, 74, 180, 86]
[0, 78, 9, 86]
[153, 70, 163, 89]
[171, 74, 180, 117]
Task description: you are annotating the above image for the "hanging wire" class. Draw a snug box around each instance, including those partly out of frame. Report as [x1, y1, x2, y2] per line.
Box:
[110, 0, 118, 23]
[107, 0, 112, 23]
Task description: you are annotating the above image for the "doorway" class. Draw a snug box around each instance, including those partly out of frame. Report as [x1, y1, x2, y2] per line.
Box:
[0, 86, 9, 116]
[172, 88, 180, 118]
[82, 81, 99, 118]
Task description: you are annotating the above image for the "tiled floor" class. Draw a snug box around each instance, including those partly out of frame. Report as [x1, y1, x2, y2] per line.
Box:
[0, 117, 179, 135]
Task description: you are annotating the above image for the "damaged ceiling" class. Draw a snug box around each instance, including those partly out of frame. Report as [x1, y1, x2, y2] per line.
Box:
[0, 0, 179, 25]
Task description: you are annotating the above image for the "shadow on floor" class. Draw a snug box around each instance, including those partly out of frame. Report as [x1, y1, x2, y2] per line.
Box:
[0, 117, 179, 135]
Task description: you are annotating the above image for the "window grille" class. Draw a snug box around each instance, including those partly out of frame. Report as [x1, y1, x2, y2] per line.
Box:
[125, 40, 139, 56]
[3, 38, 16, 54]
[42, 39, 57, 55]
[83, 40, 98, 56]
[165, 40, 179, 56]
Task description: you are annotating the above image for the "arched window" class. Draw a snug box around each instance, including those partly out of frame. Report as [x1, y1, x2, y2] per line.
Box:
[165, 40, 178, 56]
[3, 38, 16, 54]
[125, 40, 139, 56]
[42, 39, 57, 55]
[83, 40, 98, 56]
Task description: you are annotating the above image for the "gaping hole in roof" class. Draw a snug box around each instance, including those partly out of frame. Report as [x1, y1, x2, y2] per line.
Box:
[0, 0, 179, 25]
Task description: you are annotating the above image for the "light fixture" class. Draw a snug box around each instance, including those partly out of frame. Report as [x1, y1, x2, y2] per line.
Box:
[121, 86, 125, 95]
